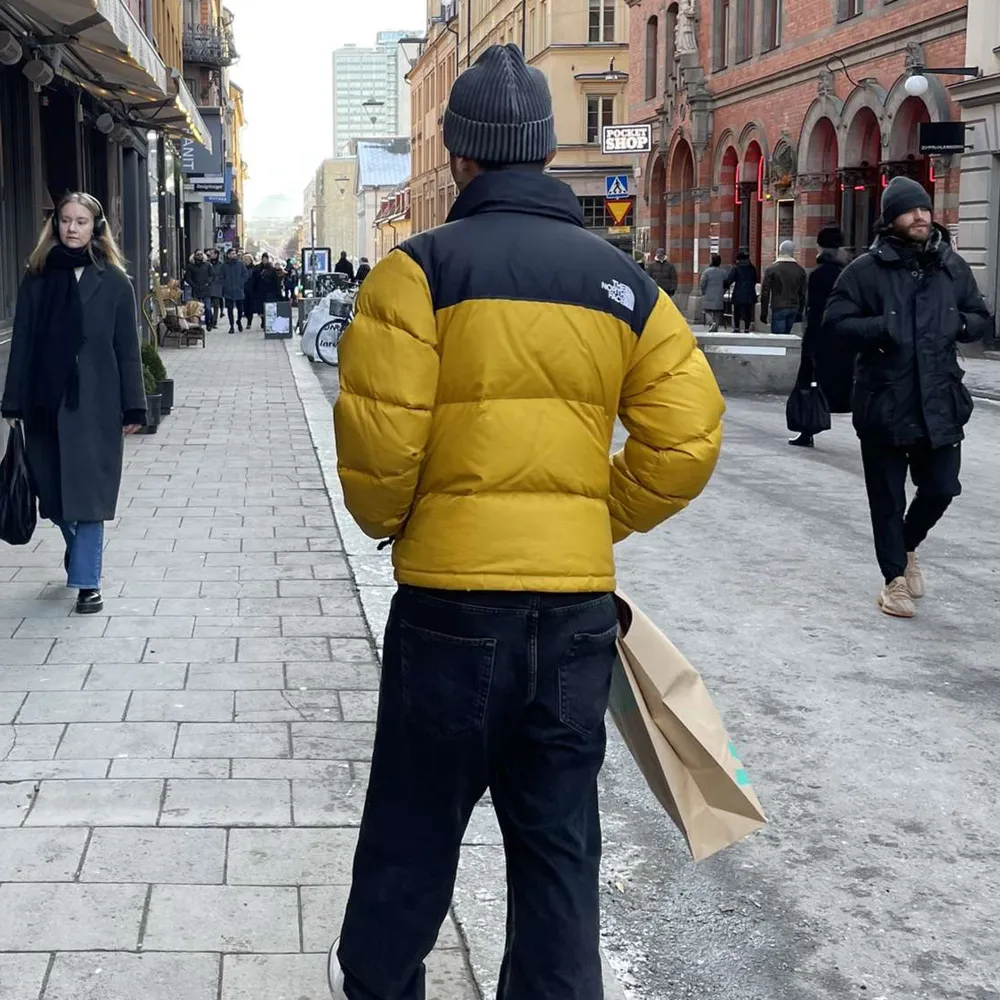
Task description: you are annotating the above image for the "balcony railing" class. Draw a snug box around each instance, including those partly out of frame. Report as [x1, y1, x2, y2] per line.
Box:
[183, 24, 237, 68]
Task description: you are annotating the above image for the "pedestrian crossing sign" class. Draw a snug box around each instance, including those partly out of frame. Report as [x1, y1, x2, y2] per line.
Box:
[606, 175, 629, 197]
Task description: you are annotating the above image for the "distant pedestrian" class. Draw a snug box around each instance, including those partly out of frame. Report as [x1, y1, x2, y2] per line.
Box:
[241, 254, 258, 328]
[824, 176, 992, 618]
[207, 248, 224, 329]
[1, 192, 146, 615]
[329, 42, 724, 1000]
[284, 264, 299, 303]
[788, 225, 854, 448]
[254, 254, 281, 315]
[221, 248, 249, 333]
[647, 247, 678, 297]
[633, 250, 646, 271]
[334, 250, 355, 282]
[184, 250, 215, 329]
[354, 257, 371, 284]
[760, 240, 806, 335]
[725, 248, 759, 333]
[700, 252, 726, 331]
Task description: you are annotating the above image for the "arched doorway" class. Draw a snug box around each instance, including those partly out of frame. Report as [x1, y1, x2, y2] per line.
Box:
[805, 117, 839, 261]
[668, 138, 695, 293]
[718, 145, 739, 264]
[648, 155, 667, 251]
[841, 107, 882, 258]
[737, 140, 763, 271]
[886, 96, 935, 197]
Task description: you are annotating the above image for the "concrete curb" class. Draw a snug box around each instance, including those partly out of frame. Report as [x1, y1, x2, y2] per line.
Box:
[284, 340, 630, 1000]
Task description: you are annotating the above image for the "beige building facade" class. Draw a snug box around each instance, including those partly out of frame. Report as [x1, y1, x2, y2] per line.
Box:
[303, 158, 358, 261]
[408, 2, 459, 234]
[954, 0, 1000, 320]
[406, 0, 633, 243]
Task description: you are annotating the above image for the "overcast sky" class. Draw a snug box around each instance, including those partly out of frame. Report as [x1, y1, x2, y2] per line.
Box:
[225, 0, 424, 217]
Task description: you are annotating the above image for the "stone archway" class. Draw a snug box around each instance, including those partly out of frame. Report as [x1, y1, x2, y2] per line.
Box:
[715, 141, 740, 265]
[667, 137, 696, 294]
[737, 140, 764, 271]
[648, 154, 667, 251]
[841, 106, 883, 257]
[799, 115, 840, 262]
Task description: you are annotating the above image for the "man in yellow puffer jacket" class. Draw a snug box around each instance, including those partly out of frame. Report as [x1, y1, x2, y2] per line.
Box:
[330, 44, 724, 1000]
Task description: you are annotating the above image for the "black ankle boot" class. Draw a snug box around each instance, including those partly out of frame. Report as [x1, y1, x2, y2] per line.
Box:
[788, 433, 815, 448]
[76, 589, 103, 614]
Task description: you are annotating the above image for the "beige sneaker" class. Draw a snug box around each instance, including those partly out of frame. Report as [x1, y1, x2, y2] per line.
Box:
[905, 552, 925, 599]
[878, 577, 916, 619]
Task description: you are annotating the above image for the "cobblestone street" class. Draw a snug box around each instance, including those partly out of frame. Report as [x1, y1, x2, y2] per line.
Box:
[0, 333, 476, 1000]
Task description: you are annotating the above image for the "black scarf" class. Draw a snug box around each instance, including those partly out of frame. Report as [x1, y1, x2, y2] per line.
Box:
[29, 244, 92, 426]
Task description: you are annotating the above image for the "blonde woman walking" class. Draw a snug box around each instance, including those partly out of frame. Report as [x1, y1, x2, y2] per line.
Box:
[2, 192, 146, 614]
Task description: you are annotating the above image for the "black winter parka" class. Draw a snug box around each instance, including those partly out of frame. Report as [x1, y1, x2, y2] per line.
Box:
[823, 225, 993, 448]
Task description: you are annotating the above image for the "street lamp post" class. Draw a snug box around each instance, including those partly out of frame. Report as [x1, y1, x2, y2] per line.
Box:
[309, 206, 317, 287]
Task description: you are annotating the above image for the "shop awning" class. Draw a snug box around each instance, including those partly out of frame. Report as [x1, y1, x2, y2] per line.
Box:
[5, 0, 210, 149]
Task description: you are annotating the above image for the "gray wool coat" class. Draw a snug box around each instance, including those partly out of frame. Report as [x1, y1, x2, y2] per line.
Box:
[1, 265, 147, 523]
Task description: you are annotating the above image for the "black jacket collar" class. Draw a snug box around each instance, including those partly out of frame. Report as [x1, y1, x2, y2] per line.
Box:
[870, 223, 950, 268]
[447, 168, 584, 228]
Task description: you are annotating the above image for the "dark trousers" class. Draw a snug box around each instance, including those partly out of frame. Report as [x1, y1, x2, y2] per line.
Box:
[225, 299, 242, 329]
[339, 585, 618, 1000]
[202, 296, 216, 329]
[860, 438, 962, 583]
[733, 302, 754, 331]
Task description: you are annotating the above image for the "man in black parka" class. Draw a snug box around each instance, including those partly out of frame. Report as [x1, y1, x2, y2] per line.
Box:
[825, 176, 993, 619]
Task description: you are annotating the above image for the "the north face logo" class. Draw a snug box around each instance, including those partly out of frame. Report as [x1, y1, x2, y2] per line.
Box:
[601, 279, 635, 312]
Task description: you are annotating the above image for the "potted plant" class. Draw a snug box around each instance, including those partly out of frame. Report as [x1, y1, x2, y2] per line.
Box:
[142, 363, 162, 435]
[142, 342, 172, 416]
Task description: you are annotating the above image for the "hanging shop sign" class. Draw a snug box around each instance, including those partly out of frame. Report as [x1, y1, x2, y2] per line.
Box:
[602, 125, 652, 155]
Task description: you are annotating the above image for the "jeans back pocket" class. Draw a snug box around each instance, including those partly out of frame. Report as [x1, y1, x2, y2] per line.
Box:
[400, 620, 497, 739]
[558, 622, 619, 736]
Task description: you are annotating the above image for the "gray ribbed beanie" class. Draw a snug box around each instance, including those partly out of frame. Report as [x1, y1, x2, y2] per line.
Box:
[443, 43, 557, 164]
[880, 175, 932, 226]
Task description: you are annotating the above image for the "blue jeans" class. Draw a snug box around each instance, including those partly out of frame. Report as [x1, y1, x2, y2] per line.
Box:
[339, 586, 618, 1000]
[57, 520, 104, 590]
[771, 308, 798, 335]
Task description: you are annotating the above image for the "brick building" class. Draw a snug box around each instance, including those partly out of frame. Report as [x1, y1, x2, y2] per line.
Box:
[626, 0, 968, 315]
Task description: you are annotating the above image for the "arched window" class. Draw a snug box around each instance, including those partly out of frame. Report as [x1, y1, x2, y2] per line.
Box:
[645, 17, 658, 100]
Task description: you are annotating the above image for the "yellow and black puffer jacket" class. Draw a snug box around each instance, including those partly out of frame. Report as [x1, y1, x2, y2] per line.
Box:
[334, 168, 724, 592]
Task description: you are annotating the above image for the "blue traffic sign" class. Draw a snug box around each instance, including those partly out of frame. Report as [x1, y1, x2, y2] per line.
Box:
[606, 175, 629, 197]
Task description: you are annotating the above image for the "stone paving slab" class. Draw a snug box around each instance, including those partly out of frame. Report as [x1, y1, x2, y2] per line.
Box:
[0, 333, 479, 998]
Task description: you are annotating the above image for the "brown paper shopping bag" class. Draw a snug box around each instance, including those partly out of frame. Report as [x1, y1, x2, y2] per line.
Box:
[608, 591, 766, 861]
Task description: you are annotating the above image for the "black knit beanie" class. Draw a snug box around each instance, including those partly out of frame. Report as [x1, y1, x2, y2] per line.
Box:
[442, 43, 557, 165]
[816, 225, 844, 250]
[880, 176, 932, 227]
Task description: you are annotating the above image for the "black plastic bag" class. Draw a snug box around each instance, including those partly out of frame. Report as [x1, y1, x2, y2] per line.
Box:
[786, 382, 832, 436]
[0, 423, 37, 546]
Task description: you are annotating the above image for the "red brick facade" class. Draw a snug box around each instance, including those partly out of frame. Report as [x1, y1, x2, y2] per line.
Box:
[626, 0, 968, 313]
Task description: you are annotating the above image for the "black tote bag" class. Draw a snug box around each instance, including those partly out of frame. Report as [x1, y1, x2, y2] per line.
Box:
[0, 423, 37, 546]
[786, 382, 832, 436]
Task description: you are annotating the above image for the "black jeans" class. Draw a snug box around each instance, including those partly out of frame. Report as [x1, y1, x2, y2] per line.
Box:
[860, 438, 962, 583]
[733, 303, 754, 331]
[224, 299, 242, 328]
[339, 585, 618, 1000]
